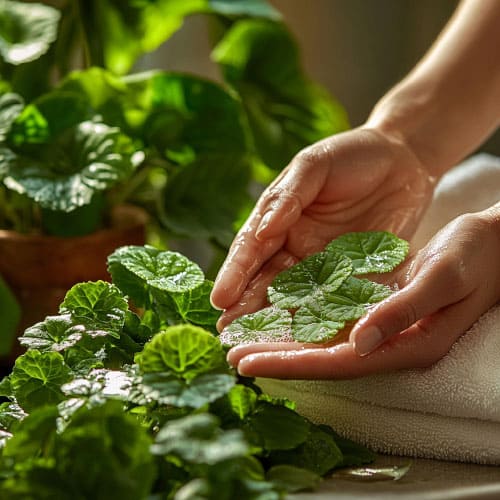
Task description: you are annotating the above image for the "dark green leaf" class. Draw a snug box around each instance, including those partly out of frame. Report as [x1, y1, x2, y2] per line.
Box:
[219, 306, 292, 347]
[59, 281, 128, 339]
[136, 325, 226, 381]
[269, 425, 343, 475]
[246, 402, 310, 451]
[0, 402, 26, 431]
[268, 251, 352, 309]
[151, 413, 249, 464]
[160, 153, 252, 246]
[0, 0, 60, 64]
[267, 465, 321, 493]
[20, 314, 83, 352]
[326, 231, 409, 275]
[213, 19, 348, 170]
[10, 350, 71, 411]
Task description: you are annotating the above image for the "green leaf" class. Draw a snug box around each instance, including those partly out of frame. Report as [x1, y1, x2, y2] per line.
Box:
[136, 325, 226, 381]
[108, 246, 205, 297]
[0, 0, 60, 65]
[0, 92, 23, 140]
[213, 19, 349, 170]
[139, 371, 235, 409]
[169, 280, 221, 327]
[269, 425, 343, 475]
[268, 251, 352, 309]
[292, 306, 345, 344]
[160, 153, 252, 246]
[0, 402, 26, 431]
[219, 306, 292, 347]
[151, 413, 249, 464]
[83, 0, 207, 75]
[20, 314, 83, 352]
[326, 231, 409, 275]
[3, 120, 142, 212]
[59, 281, 129, 339]
[54, 401, 155, 500]
[246, 402, 310, 451]
[208, 0, 281, 19]
[267, 465, 321, 493]
[227, 384, 257, 420]
[10, 350, 71, 411]
[0, 272, 20, 356]
[125, 72, 248, 158]
[318, 425, 376, 468]
[291, 278, 392, 343]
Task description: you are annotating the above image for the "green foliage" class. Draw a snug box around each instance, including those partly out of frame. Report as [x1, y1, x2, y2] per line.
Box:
[0, 246, 375, 497]
[222, 231, 408, 345]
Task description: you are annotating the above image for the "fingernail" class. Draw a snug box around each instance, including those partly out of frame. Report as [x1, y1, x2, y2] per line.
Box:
[353, 325, 383, 356]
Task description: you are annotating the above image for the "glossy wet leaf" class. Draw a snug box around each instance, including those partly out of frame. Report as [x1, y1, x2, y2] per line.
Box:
[136, 325, 226, 381]
[139, 372, 235, 408]
[59, 281, 128, 339]
[0, 0, 60, 64]
[0, 402, 26, 432]
[152, 413, 249, 464]
[219, 307, 292, 347]
[292, 305, 345, 344]
[9, 350, 71, 411]
[327, 231, 409, 275]
[268, 251, 352, 309]
[3, 121, 142, 212]
[0, 92, 23, 140]
[20, 314, 83, 352]
[108, 246, 205, 297]
[213, 19, 348, 170]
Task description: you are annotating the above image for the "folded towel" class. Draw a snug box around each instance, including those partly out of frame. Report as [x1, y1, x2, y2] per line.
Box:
[258, 153, 500, 465]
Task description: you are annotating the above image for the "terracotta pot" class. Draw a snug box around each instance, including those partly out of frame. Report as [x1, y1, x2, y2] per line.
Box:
[0, 205, 148, 368]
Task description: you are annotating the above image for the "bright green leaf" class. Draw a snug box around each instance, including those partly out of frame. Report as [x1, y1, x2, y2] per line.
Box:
[0, 0, 60, 65]
[227, 384, 257, 420]
[326, 231, 409, 275]
[219, 306, 292, 347]
[268, 251, 352, 309]
[136, 324, 226, 380]
[9, 350, 71, 411]
[292, 306, 345, 344]
[59, 281, 128, 339]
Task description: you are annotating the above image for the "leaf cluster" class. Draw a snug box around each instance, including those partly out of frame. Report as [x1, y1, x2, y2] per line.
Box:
[0, 245, 375, 498]
[0, 0, 348, 243]
[221, 231, 409, 345]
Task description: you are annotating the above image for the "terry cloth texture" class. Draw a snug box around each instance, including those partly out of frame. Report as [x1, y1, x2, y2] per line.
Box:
[258, 154, 500, 464]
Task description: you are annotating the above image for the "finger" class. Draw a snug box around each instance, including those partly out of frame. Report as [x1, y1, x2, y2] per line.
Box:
[349, 258, 472, 356]
[234, 296, 479, 379]
[216, 250, 300, 331]
[227, 342, 306, 367]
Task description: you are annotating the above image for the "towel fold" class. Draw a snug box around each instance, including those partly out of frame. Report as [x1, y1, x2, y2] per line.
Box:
[258, 153, 500, 465]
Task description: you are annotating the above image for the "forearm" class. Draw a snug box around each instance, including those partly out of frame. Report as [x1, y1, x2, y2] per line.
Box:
[367, 0, 500, 179]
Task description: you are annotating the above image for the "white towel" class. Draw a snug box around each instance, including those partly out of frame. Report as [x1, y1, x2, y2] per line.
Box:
[258, 153, 500, 465]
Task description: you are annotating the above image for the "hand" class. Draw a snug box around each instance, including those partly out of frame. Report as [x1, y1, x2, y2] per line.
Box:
[210, 126, 434, 330]
[226, 208, 500, 379]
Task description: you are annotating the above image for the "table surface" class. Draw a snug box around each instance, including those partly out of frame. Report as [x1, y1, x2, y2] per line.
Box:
[290, 456, 500, 500]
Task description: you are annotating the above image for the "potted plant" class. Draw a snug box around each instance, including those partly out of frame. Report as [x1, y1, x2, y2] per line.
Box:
[0, 0, 348, 364]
